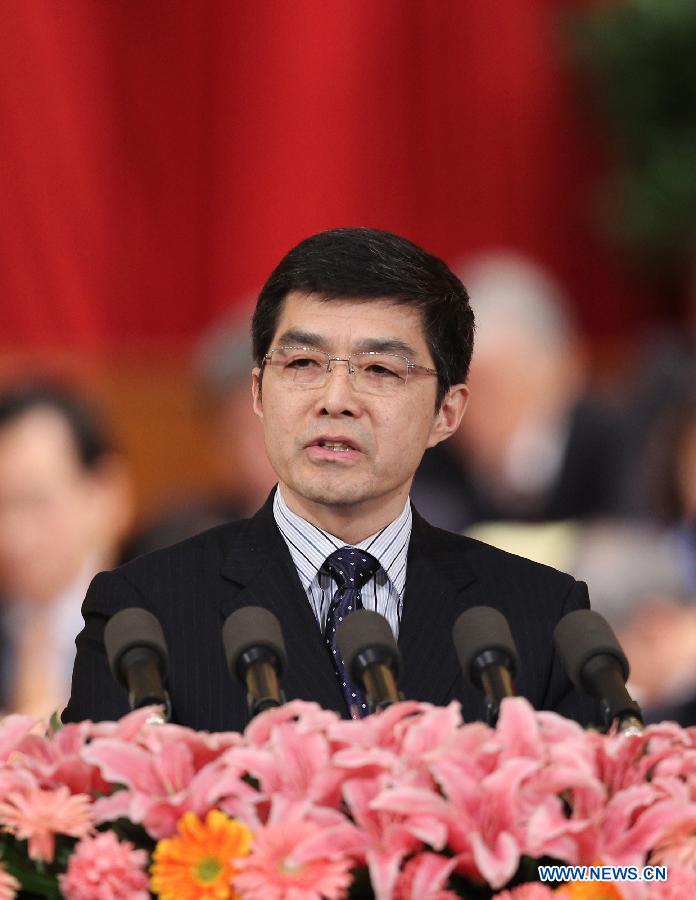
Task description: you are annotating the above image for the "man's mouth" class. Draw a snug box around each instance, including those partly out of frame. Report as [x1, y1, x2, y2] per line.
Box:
[318, 441, 354, 452]
[306, 436, 362, 457]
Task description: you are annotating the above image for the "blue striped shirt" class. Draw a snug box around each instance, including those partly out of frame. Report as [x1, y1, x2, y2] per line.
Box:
[273, 487, 411, 638]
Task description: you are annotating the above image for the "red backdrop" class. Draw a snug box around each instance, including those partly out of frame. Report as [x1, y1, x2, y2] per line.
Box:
[0, 0, 643, 357]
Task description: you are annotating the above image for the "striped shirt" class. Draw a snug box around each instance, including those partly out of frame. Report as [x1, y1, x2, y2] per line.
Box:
[273, 487, 411, 638]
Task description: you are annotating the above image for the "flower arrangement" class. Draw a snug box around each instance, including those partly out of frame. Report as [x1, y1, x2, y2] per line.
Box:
[1, 697, 696, 899]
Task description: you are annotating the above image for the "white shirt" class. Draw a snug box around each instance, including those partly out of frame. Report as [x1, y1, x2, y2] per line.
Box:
[2, 561, 95, 719]
[273, 486, 411, 638]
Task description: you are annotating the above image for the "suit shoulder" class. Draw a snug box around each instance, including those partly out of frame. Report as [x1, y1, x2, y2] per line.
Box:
[425, 522, 577, 591]
[465, 533, 574, 583]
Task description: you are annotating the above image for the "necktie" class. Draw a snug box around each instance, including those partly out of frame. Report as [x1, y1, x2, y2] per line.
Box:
[323, 546, 380, 719]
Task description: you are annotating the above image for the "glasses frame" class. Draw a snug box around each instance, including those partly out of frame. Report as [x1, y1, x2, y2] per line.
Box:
[262, 346, 438, 391]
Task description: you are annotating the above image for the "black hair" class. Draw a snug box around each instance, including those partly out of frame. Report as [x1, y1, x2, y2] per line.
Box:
[0, 384, 113, 470]
[251, 227, 475, 408]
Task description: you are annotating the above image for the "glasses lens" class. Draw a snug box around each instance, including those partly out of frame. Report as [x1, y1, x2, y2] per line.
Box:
[270, 348, 328, 384]
[353, 352, 408, 393]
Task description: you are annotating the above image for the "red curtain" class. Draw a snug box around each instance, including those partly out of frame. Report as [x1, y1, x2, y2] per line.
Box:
[0, 0, 641, 355]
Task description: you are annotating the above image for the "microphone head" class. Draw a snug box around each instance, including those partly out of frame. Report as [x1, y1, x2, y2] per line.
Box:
[452, 606, 519, 686]
[335, 609, 401, 681]
[553, 609, 630, 690]
[222, 606, 287, 679]
[104, 607, 169, 688]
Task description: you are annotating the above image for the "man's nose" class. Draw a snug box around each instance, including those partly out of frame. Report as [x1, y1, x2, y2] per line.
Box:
[317, 358, 361, 413]
[326, 357, 354, 379]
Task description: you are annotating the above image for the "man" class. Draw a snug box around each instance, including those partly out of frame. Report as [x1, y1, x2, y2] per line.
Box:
[412, 252, 627, 531]
[64, 228, 595, 731]
[0, 386, 132, 718]
[118, 311, 277, 561]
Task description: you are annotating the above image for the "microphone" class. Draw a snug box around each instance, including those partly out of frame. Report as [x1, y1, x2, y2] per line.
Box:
[554, 609, 643, 734]
[222, 607, 287, 717]
[104, 607, 171, 723]
[452, 606, 519, 725]
[336, 609, 402, 712]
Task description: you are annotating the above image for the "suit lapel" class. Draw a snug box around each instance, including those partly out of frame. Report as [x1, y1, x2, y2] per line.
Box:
[219, 494, 345, 713]
[218, 497, 483, 715]
[398, 508, 479, 705]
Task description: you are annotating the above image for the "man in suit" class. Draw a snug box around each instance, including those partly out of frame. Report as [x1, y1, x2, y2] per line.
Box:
[0, 385, 132, 718]
[64, 227, 596, 731]
[412, 252, 627, 532]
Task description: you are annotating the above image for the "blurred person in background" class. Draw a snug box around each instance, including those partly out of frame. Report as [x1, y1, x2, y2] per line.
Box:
[120, 310, 277, 561]
[618, 344, 696, 522]
[468, 517, 696, 725]
[193, 309, 278, 517]
[412, 253, 626, 531]
[572, 522, 696, 726]
[0, 385, 133, 718]
[618, 390, 696, 725]
[466, 381, 696, 726]
[643, 390, 696, 593]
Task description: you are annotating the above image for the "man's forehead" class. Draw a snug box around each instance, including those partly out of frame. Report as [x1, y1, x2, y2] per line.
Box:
[0, 408, 83, 471]
[271, 291, 428, 354]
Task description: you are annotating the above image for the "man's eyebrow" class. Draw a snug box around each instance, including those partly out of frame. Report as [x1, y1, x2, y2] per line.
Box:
[274, 329, 419, 358]
[275, 328, 326, 347]
[353, 337, 418, 357]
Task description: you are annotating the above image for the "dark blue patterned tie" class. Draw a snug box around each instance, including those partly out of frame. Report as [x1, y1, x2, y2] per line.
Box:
[323, 546, 380, 719]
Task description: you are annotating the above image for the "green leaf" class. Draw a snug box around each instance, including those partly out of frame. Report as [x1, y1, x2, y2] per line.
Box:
[347, 865, 374, 898]
[0, 839, 62, 899]
[102, 819, 156, 853]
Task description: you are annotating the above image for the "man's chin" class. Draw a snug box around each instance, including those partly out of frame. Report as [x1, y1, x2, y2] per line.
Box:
[303, 486, 368, 508]
[286, 473, 373, 509]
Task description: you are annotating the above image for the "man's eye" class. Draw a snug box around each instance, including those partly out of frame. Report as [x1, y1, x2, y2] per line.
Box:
[287, 356, 321, 369]
[365, 363, 400, 378]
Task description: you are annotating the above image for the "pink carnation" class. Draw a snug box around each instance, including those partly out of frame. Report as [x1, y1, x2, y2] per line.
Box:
[233, 818, 353, 900]
[0, 784, 92, 862]
[0, 863, 19, 900]
[58, 831, 149, 900]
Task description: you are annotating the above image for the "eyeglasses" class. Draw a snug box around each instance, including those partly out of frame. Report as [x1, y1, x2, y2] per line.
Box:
[262, 346, 438, 395]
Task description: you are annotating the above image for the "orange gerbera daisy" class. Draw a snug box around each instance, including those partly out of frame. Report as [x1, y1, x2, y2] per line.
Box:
[557, 881, 623, 900]
[150, 809, 253, 900]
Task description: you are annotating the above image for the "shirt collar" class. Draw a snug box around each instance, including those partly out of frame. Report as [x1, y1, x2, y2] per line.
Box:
[273, 486, 411, 597]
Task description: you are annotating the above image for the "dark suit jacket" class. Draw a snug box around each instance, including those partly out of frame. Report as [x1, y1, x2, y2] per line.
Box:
[63, 492, 596, 731]
[412, 395, 627, 532]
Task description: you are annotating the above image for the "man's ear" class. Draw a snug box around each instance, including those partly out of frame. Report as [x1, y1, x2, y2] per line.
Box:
[427, 384, 469, 449]
[251, 368, 263, 419]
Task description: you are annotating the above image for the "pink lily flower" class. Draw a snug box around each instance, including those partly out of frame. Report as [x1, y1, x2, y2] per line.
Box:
[0, 713, 37, 763]
[342, 776, 426, 900]
[600, 782, 696, 867]
[84, 729, 246, 839]
[393, 852, 460, 900]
